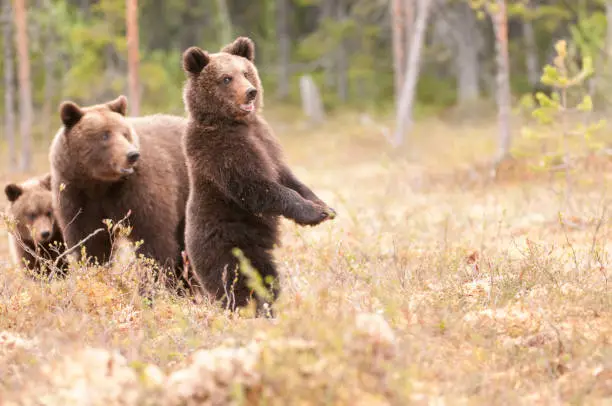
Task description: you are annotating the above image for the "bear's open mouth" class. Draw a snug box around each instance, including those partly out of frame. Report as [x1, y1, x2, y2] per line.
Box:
[240, 101, 255, 113]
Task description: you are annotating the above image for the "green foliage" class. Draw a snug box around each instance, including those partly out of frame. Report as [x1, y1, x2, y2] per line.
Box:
[4, 0, 612, 129]
[519, 39, 605, 209]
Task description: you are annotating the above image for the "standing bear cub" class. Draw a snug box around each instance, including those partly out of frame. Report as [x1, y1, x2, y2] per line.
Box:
[182, 36, 336, 314]
[4, 173, 67, 275]
[49, 96, 190, 288]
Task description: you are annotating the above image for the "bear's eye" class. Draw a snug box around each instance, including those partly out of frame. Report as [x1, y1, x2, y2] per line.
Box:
[223, 76, 232, 85]
[46, 211, 52, 218]
[102, 131, 111, 141]
[243, 71, 248, 78]
[27, 213, 36, 221]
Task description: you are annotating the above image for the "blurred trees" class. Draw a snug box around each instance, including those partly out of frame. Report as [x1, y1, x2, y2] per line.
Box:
[0, 0, 611, 148]
[2, 0, 16, 171]
[13, 0, 32, 171]
[126, 0, 140, 116]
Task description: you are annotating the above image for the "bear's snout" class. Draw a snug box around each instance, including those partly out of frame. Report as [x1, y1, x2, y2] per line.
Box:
[40, 230, 51, 240]
[126, 150, 141, 165]
[246, 87, 257, 102]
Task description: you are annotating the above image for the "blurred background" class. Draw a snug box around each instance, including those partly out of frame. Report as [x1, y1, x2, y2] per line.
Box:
[0, 0, 610, 173]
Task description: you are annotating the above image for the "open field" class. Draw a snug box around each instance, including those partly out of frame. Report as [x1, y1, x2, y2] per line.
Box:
[1, 111, 612, 405]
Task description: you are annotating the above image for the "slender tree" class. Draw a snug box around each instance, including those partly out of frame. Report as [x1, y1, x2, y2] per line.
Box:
[2, 0, 16, 171]
[126, 0, 140, 116]
[392, 0, 432, 147]
[13, 0, 33, 171]
[491, 0, 512, 160]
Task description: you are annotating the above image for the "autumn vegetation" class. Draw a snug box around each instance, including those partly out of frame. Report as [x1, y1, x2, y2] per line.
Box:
[2, 0, 612, 404]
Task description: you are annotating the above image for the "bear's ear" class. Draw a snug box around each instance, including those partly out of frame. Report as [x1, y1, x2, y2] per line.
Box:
[40, 174, 52, 191]
[183, 47, 210, 74]
[221, 37, 255, 62]
[59, 101, 84, 129]
[107, 95, 128, 116]
[5, 184, 22, 202]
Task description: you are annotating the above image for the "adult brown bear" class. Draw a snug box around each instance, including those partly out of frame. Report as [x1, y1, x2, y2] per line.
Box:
[49, 96, 190, 290]
[181, 37, 336, 315]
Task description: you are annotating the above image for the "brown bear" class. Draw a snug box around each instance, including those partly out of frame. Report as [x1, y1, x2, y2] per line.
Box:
[181, 36, 336, 314]
[4, 173, 68, 276]
[49, 95, 190, 289]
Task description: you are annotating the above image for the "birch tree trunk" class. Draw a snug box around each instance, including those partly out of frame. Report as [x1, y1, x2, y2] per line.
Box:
[491, 0, 512, 160]
[455, 4, 481, 103]
[126, 0, 140, 116]
[403, 0, 413, 51]
[392, 0, 431, 147]
[276, 0, 290, 100]
[2, 0, 16, 171]
[13, 0, 33, 172]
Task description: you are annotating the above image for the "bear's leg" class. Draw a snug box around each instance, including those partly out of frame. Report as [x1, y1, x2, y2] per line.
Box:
[235, 246, 280, 318]
[192, 244, 277, 316]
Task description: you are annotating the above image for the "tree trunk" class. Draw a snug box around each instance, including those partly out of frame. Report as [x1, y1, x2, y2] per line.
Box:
[491, 0, 512, 160]
[403, 0, 413, 51]
[2, 0, 16, 171]
[215, 0, 232, 46]
[300, 75, 325, 124]
[392, 0, 432, 147]
[126, 0, 140, 116]
[42, 43, 55, 131]
[41, 0, 56, 133]
[390, 0, 406, 105]
[13, 0, 33, 172]
[276, 0, 290, 100]
[522, 17, 539, 87]
[456, 4, 480, 103]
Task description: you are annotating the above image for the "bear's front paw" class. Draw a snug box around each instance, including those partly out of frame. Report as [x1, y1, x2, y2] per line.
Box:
[324, 206, 337, 220]
[295, 203, 330, 226]
[311, 199, 337, 221]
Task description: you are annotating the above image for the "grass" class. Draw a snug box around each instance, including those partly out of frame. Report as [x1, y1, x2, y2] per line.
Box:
[1, 107, 612, 405]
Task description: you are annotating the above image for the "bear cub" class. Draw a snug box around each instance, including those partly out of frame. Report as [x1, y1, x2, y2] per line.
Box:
[182, 36, 336, 314]
[4, 173, 67, 275]
[49, 95, 190, 290]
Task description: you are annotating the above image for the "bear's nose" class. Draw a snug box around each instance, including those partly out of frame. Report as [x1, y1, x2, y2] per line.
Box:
[40, 231, 50, 240]
[126, 151, 140, 165]
[246, 88, 257, 101]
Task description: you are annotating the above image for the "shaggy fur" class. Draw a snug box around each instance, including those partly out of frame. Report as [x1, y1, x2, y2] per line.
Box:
[182, 37, 336, 314]
[49, 96, 190, 288]
[4, 173, 67, 275]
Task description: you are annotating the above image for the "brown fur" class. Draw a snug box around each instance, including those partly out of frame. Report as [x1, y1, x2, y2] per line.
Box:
[182, 37, 336, 314]
[49, 96, 190, 288]
[4, 173, 67, 275]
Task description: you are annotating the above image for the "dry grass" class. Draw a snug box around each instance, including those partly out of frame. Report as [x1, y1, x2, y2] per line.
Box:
[1, 110, 612, 405]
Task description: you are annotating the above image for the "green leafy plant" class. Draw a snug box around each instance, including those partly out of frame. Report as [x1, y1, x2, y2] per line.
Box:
[521, 40, 604, 211]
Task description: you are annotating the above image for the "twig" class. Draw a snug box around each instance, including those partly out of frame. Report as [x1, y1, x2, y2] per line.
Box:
[558, 212, 580, 276]
[52, 227, 105, 267]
